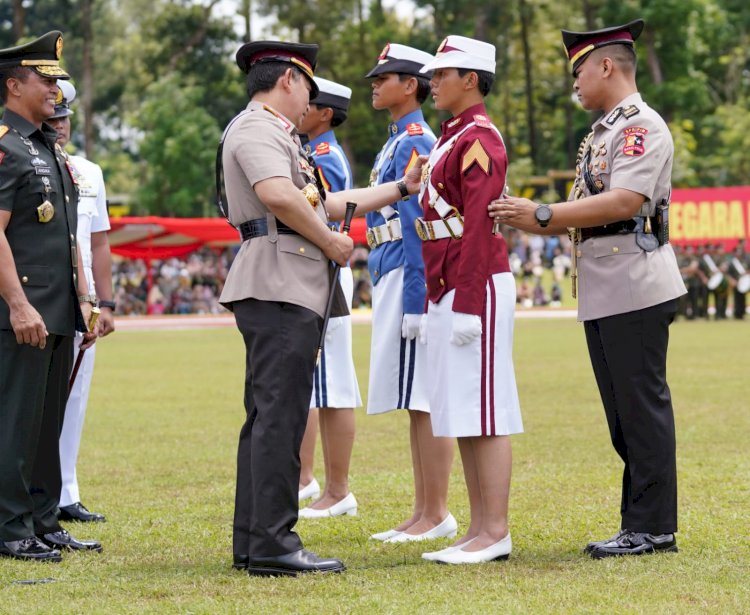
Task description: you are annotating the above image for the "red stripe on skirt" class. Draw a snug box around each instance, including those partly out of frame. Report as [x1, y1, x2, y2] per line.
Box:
[488, 277, 497, 436]
[480, 293, 488, 436]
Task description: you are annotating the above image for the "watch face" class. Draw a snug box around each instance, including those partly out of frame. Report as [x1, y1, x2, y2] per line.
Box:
[536, 205, 552, 224]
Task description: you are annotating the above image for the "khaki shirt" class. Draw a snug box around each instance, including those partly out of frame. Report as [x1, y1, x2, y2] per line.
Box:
[219, 101, 331, 317]
[571, 93, 686, 321]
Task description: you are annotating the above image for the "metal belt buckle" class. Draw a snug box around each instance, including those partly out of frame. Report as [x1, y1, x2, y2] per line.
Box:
[366, 229, 376, 249]
[415, 219, 428, 242]
[387, 219, 401, 240]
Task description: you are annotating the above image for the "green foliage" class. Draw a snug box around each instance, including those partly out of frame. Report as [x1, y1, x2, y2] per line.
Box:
[4, 0, 750, 212]
[132, 75, 221, 216]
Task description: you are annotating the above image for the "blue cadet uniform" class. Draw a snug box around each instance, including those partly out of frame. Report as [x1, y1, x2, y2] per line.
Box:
[366, 110, 435, 314]
[364, 43, 435, 415]
[304, 76, 361, 412]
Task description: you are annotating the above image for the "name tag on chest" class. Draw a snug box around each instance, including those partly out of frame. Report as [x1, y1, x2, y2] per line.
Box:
[35, 167, 52, 175]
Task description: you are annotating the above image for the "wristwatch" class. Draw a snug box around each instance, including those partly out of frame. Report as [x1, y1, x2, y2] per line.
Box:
[98, 299, 117, 311]
[396, 178, 409, 201]
[78, 293, 97, 306]
[534, 204, 553, 228]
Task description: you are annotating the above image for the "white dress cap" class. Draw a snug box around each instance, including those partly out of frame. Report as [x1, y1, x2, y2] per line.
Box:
[420, 36, 496, 75]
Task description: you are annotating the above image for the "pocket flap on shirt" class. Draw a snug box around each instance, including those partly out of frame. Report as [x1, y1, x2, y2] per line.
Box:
[592, 236, 642, 259]
[18, 265, 50, 287]
[277, 234, 322, 261]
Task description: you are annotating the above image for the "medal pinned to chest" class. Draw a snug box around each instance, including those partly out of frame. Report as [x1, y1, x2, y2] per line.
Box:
[36, 176, 55, 222]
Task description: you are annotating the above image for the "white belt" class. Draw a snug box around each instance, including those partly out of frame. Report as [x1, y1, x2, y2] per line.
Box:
[415, 215, 464, 241]
[366, 218, 403, 249]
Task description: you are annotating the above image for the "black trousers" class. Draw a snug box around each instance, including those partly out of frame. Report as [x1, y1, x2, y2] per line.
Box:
[232, 299, 321, 557]
[0, 332, 71, 541]
[733, 289, 746, 319]
[584, 299, 678, 535]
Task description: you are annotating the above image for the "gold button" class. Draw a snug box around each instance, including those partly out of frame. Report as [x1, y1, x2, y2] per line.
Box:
[576, 250, 582, 258]
[299, 247, 305, 254]
[438, 182, 444, 189]
[612, 246, 619, 253]
[65, 195, 70, 203]
[439, 278, 445, 286]
[21, 275, 28, 284]
[374, 270, 379, 277]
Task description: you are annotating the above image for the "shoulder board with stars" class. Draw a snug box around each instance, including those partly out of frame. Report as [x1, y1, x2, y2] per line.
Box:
[473, 114, 493, 129]
[0, 125, 8, 140]
[315, 142, 330, 156]
[406, 123, 424, 136]
[622, 105, 640, 119]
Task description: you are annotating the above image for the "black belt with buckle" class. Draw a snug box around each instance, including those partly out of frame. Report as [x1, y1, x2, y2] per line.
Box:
[580, 216, 656, 241]
[238, 218, 297, 241]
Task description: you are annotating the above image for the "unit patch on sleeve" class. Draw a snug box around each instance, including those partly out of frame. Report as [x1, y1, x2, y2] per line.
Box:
[404, 147, 420, 176]
[406, 123, 424, 136]
[622, 127, 648, 157]
[472, 114, 492, 129]
[315, 142, 330, 156]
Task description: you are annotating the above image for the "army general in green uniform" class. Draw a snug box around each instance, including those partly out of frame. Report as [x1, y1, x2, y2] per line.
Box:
[0, 31, 101, 562]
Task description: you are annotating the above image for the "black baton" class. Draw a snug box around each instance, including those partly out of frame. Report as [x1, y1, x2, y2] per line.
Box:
[316, 202, 357, 365]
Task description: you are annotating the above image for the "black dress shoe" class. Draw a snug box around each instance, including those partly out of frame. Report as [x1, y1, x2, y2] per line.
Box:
[583, 529, 628, 554]
[590, 530, 678, 559]
[59, 502, 106, 523]
[0, 537, 62, 562]
[247, 549, 345, 577]
[39, 529, 102, 552]
[233, 554, 249, 570]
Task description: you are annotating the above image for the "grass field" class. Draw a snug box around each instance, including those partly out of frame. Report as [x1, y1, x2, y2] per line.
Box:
[1, 317, 748, 614]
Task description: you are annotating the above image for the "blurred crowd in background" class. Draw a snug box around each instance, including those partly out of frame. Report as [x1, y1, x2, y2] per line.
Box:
[112, 236, 748, 320]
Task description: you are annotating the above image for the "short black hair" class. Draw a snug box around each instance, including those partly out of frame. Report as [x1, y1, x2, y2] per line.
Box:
[397, 73, 431, 104]
[246, 60, 303, 100]
[602, 43, 637, 74]
[0, 66, 32, 104]
[310, 103, 348, 128]
[457, 68, 495, 97]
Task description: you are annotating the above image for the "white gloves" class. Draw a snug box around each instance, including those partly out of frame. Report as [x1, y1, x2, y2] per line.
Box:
[401, 313, 422, 340]
[450, 312, 482, 346]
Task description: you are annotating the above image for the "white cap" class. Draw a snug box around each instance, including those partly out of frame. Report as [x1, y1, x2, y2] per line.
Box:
[312, 77, 352, 111]
[49, 79, 76, 119]
[420, 36, 496, 75]
[365, 43, 435, 78]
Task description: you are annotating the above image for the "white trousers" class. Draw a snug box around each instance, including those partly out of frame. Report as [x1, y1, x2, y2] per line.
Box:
[59, 334, 96, 506]
[311, 267, 362, 408]
[426, 273, 523, 437]
[367, 266, 430, 415]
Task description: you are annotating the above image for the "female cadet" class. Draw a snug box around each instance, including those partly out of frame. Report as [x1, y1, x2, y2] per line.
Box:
[416, 36, 523, 564]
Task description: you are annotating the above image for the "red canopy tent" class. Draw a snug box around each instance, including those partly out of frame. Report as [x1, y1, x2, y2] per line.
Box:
[108, 215, 368, 260]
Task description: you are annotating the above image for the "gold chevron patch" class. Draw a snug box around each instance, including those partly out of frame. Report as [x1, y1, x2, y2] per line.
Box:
[461, 139, 490, 175]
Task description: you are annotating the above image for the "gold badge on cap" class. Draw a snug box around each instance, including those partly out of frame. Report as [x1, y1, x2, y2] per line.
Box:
[37, 200, 55, 223]
[55, 35, 63, 60]
[437, 38, 448, 53]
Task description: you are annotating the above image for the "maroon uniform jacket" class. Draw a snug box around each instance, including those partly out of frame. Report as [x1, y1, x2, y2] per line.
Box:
[420, 103, 511, 316]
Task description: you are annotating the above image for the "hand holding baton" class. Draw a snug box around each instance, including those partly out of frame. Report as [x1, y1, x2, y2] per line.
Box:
[316, 202, 357, 366]
[69, 306, 100, 392]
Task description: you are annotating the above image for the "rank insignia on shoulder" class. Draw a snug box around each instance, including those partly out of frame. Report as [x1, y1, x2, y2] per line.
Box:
[622, 105, 640, 119]
[0, 125, 8, 140]
[315, 142, 330, 155]
[473, 114, 492, 129]
[406, 123, 424, 136]
[605, 107, 623, 125]
[447, 117, 462, 128]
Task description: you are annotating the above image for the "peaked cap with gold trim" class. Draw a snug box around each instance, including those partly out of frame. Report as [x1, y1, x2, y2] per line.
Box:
[236, 40, 319, 98]
[0, 30, 70, 79]
[562, 19, 644, 75]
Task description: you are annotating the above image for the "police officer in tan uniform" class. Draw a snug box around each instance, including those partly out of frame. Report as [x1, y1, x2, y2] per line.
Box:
[220, 40, 425, 576]
[491, 19, 687, 558]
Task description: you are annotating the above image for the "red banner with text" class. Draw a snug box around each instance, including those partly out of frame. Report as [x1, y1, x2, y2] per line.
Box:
[670, 186, 750, 250]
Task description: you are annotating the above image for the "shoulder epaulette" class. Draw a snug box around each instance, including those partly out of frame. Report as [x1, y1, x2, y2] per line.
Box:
[622, 105, 640, 119]
[406, 122, 424, 136]
[472, 114, 493, 129]
[315, 142, 330, 155]
[0, 125, 8, 140]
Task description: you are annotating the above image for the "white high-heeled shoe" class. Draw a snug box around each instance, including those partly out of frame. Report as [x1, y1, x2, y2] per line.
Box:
[384, 513, 458, 543]
[298, 493, 357, 519]
[370, 528, 401, 541]
[432, 533, 512, 564]
[422, 537, 477, 561]
[298, 478, 320, 502]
